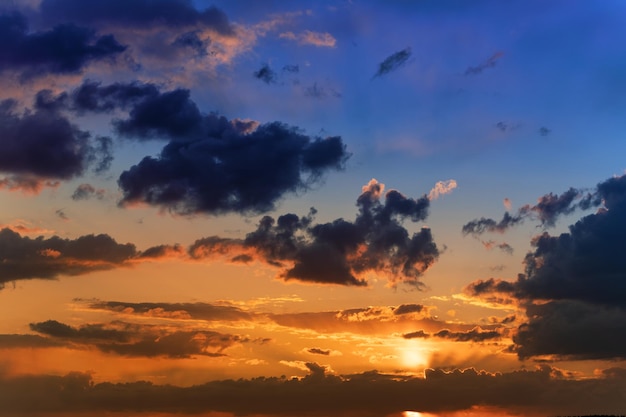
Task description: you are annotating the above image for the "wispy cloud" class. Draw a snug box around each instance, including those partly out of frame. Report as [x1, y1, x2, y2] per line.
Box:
[464, 51, 504, 75]
[279, 30, 336, 47]
[373, 47, 412, 78]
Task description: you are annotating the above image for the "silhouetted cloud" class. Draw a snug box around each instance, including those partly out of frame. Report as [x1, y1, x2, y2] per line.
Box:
[190, 179, 439, 288]
[1, 365, 624, 416]
[0, 99, 113, 187]
[403, 327, 501, 342]
[85, 300, 254, 322]
[393, 304, 425, 315]
[28, 319, 245, 358]
[118, 119, 349, 215]
[462, 187, 600, 236]
[481, 240, 514, 255]
[307, 347, 331, 356]
[465, 175, 626, 359]
[464, 51, 503, 75]
[253, 63, 277, 84]
[373, 47, 411, 78]
[39, 0, 234, 35]
[0, 228, 145, 287]
[0, 12, 125, 79]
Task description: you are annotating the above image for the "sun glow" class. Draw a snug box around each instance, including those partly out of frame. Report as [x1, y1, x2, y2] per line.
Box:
[403, 411, 422, 417]
[399, 340, 429, 368]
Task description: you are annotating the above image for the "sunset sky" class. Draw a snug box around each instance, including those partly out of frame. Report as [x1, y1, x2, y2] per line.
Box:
[1, 1, 626, 416]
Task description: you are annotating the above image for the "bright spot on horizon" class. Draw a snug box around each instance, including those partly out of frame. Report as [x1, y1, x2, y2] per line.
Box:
[403, 411, 422, 417]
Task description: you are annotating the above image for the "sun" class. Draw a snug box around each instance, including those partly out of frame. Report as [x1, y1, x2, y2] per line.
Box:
[403, 411, 422, 417]
[399, 340, 429, 368]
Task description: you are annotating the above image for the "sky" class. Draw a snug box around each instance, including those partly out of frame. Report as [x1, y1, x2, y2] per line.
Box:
[1, 0, 626, 416]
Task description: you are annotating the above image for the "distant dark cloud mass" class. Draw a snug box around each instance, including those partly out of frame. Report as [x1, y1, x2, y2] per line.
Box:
[118, 119, 349, 215]
[466, 175, 626, 359]
[190, 179, 439, 288]
[0, 12, 126, 78]
[0, 99, 110, 183]
[39, 0, 234, 35]
[373, 47, 411, 78]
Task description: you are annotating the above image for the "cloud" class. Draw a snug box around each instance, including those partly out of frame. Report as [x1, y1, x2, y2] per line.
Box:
[464, 51, 504, 75]
[303, 82, 342, 99]
[0, 12, 125, 79]
[403, 327, 502, 342]
[306, 347, 331, 356]
[71, 183, 106, 200]
[539, 126, 551, 136]
[465, 175, 626, 359]
[373, 47, 412, 78]
[39, 0, 234, 35]
[481, 240, 514, 255]
[0, 228, 155, 287]
[253, 63, 277, 84]
[503, 198, 512, 210]
[190, 179, 439, 288]
[0, 99, 112, 187]
[279, 30, 336, 47]
[393, 304, 426, 315]
[27, 319, 245, 358]
[462, 187, 600, 236]
[118, 122, 349, 215]
[428, 179, 457, 200]
[84, 300, 254, 322]
[1, 365, 625, 416]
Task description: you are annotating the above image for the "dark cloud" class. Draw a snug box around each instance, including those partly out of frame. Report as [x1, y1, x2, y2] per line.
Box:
[393, 304, 425, 315]
[465, 175, 626, 359]
[464, 51, 504, 75]
[307, 347, 331, 356]
[373, 47, 412, 78]
[0, 228, 137, 286]
[462, 187, 600, 236]
[0, 12, 125, 78]
[0, 99, 111, 183]
[71, 183, 105, 200]
[1, 365, 624, 416]
[28, 319, 244, 358]
[54, 208, 69, 221]
[403, 327, 501, 342]
[190, 179, 439, 288]
[513, 300, 626, 360]
[0, 334, 64, 348]
[39, 0, 234, 35]
[118, 119, 349, 215]
[85, 300, 253, 322]
[70, 79, 160, 114]
[253, 63, 277, 84]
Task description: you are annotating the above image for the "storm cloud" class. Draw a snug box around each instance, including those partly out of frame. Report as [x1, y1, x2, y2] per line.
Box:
[190, 179, 439, 288]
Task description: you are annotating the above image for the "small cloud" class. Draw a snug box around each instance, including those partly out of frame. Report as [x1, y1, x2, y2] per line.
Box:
[539, 126, 551, 136]
[71, 183, 106, 200]
[282, 64, 299, 73]
[428, 179, 457, 200]
[464, 51, 504, 76]
[503, 198, 512, 210]
[373, 47, 412, 78]
[253, 63, 277, 84]
[55, 209, 69, 221]
[280, 30, 336, 47]
[304, 82, 341, 99]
